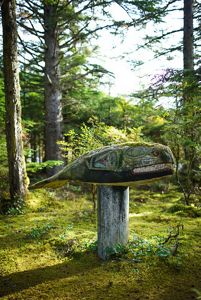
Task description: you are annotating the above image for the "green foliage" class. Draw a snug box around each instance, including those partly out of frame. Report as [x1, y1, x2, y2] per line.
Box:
[3, 196, 25, 215]
[129, 235, 172, 260]
[63, 89, 167, 144]
[6, 205, 23, 216]
[59, 118, 143, 161]
[105, 232, 181, 261]
[26, 223, 53, 239]
[81, 239, 97, 252]
[27, 160, 64, 175]
[56, 224, 74, 241]
[105, 243, 128, 259]
[163, 99, 201, 204]
[148, 68, 201, 204]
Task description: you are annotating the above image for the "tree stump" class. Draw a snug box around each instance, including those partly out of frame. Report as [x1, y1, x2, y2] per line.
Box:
[97, 185, 129, 260]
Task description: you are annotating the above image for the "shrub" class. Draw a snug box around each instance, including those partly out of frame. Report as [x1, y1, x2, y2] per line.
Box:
[26, 223, 53, 239]
[58, 119, 143, 162]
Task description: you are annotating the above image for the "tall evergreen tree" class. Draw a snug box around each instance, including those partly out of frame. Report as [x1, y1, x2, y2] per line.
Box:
[44, 2, 63, 175]
[1, 0, 28, 207]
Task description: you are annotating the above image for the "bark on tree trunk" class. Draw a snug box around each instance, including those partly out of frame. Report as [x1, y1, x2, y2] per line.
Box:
[44, 4, 63, 175]
[183, 0, 194, 163]
[183, 0, 194, 73]
[1, 0, 27, 203]
[97, 186, 129, 260]
[183, 0, 194, 105]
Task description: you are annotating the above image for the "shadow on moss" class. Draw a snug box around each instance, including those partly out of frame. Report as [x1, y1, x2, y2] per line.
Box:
[0, 254, 100, 298]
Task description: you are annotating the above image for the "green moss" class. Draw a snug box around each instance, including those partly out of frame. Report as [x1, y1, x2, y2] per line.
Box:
[0, 188, 201, 299]
[167, 203, 201, 218]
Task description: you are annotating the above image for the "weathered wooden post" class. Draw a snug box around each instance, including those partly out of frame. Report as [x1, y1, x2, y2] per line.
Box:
[97, 186, 129, 259]
[30, 143, 175, 260]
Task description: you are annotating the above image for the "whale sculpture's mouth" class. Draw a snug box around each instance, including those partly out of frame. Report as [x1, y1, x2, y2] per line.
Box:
[132, 163, 173, 175]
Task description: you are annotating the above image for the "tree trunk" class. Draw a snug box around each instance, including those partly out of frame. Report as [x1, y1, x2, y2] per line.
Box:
[44, 3, 63, 175]
[183, 0, 194, 105]
[97, 186, 129, 260]
[180, 0, 197, 200]
[1, 0, 27, 204]
[183, 0, 194, 161]
[183, 0, 194, 73]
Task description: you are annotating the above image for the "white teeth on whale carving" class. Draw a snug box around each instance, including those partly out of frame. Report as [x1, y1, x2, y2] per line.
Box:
[132, 163, 173, 175]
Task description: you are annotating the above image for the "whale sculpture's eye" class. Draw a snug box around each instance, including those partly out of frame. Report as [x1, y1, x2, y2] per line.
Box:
[152, 149, 160, 157]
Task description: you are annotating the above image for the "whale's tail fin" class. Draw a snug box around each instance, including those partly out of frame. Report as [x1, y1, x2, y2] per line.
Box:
[29, 172, 68, 190]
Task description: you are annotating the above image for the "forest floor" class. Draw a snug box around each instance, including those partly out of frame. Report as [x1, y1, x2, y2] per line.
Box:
[0, 184, 201, 300]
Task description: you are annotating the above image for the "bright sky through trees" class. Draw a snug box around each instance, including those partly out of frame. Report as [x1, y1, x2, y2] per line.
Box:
[92, 2, 183, 101]
[0, 0, 184, 107]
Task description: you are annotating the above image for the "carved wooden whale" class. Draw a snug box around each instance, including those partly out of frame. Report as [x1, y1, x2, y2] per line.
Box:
[30, 142, 175, 189]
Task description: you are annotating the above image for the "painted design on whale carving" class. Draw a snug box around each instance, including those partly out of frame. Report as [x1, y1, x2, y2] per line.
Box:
[90, 151, 118, 170]
[30, 142, 175, 189]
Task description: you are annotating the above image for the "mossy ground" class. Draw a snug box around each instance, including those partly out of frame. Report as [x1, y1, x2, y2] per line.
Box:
[0, 185, 201, 299]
